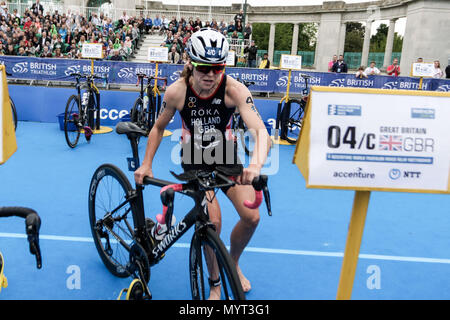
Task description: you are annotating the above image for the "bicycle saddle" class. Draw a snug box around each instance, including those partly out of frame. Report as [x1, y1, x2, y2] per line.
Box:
[116, 121, 148, 137]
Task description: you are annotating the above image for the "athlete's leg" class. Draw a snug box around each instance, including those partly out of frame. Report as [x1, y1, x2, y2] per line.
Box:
[225, 184, 260, 292]
[204, 190, 222, 300]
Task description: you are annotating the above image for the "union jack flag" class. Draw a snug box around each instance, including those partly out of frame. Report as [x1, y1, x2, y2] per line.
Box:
[379, 135, 403, 151]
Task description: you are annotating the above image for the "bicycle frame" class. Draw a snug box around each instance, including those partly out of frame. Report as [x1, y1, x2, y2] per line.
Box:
[116, 130, 215, 265]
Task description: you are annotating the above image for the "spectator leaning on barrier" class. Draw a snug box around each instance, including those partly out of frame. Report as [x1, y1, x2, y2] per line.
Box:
[355, 66, 368, 79]
[364, 61, 381, 75]
[259, 52, 270, 69]
[328, 54, 337, 72]
[331, 55, 348, 73]
[446, 64, 450, 79]
[387, 58, 401, 76]
[432, 60, 444, 78]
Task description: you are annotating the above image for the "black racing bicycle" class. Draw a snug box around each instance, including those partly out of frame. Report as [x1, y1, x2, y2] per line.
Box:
[64, 73, 107, 148]
[0, 207, 42, 292]
[131, 73, 167, 137]
[275, 73, 311, 144]
[232, 78, 255, 156]
[88, 121, 272, 300]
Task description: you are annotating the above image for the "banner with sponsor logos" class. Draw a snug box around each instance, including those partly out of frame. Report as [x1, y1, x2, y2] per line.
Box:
[294, 86, 450, 193]
[1, 56, 449, 93]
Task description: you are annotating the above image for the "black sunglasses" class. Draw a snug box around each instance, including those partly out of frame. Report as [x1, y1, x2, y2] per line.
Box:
[192, 62, 225, 74]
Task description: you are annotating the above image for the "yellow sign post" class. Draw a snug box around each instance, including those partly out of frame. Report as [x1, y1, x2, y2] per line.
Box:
[147, 46, 171, 137]
[0, 65, 16, 165]
[294, 86, 450, 299]
[80, 43, 113, 134]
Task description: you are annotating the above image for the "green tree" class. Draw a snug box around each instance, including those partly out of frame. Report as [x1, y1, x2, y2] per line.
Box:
[252, 22, 317, 51]
[344, 22, 364, 52]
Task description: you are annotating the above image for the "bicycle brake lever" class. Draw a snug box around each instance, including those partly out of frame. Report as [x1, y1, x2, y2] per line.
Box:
[263, 185, 272, 216]
[25, 213, 42, 269]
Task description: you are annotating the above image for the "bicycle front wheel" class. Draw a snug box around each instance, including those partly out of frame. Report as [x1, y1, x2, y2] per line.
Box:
[189, 226, 246, 300]
[88, 164, 135, 278]
[64, 95, 81, 148]
[280, 99, 305, 144]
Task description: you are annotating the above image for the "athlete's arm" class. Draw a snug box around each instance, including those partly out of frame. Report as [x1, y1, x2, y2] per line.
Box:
[227, 77, 271, 185]
[134, 81, 181, 184]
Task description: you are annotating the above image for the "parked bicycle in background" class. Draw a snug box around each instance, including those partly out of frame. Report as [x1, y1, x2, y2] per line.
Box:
[63, 73, 108, 148]
[275, 73, 311, 144]
[131, 73, 167, 138]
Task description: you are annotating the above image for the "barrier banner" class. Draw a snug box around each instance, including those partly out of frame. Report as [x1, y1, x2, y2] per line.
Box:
[1, 56, 449, 92]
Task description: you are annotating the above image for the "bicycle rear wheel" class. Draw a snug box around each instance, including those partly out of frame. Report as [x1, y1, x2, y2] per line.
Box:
[280, 99, 305, 144]
[64, 95, 81, 148]
[10, 98, 17, 131]
[88, 164, 136, 279]
[189, 226, 246, 300]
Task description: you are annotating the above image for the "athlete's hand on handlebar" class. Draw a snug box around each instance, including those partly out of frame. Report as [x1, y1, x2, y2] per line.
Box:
[134, 165, 154, 185]
[236, 164, 261, 186]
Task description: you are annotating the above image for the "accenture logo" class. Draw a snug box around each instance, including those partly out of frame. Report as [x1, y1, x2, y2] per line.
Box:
[12, 62, 28, 73]
[333, 167, 375, 179]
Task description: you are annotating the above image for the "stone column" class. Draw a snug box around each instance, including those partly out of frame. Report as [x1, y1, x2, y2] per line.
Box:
[268, 23, 276, 65]
[400, 0, 450, 75]
[383, 19, 396, 68]
[314, 13, 343, 72]
[291, 23, 299, 55]
[338, 22, 346, 55]
[361, 20, 372, 68]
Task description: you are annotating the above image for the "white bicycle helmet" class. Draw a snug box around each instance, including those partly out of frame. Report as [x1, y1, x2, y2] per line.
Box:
[187, 28, 229, 64]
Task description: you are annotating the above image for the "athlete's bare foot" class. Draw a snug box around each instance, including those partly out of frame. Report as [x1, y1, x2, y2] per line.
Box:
[208, 286, 221, 300]
[236, 265, 251, 292]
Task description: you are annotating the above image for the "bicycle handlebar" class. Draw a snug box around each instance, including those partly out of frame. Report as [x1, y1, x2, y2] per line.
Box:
[135, 74, 168, 88]
[0, 207, 42, 269]
[144, 172, 272, 229]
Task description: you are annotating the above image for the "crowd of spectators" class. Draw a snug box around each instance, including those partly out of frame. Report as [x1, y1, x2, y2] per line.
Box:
[0, 1, 145, 61]
[329, 54, 449, 79]
[0, 2, 254, 65]
[152, 9, 252, 65]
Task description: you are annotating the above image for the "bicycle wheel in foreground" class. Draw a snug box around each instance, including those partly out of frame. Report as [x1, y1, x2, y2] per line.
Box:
[189, 226, 246, 300]
[88, 164, 137, 279]
[280, 99, 305, 144]
[64, 95, 81, 148]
